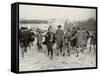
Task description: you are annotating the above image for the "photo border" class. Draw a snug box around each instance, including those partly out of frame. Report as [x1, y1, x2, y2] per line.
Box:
[12, 2, 98, 73]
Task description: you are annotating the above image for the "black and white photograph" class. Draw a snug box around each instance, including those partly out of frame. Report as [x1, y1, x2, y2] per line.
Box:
[18, 3, 97, 72]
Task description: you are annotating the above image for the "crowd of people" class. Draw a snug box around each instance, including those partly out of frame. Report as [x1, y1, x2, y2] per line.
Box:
[19, 25, 96, 59]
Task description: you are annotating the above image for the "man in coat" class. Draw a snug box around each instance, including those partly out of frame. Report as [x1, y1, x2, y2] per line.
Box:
[70, 28, 81, 57]
[55, 25, 64, 55]
[63, 29, 72, 56]
[70, 27, 77, 51]
[36, 28, 43, 52]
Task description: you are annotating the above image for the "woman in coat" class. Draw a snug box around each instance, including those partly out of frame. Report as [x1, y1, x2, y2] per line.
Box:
[45, 26, 55, 59]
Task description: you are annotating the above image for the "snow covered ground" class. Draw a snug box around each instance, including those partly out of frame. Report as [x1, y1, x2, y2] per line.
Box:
[19, 39, 96, 71]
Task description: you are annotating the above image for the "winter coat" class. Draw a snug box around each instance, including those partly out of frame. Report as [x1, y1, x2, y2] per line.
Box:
[55, 29, 64, 46]
[36, 32, 43, 46]
[43, 31, 55, 45]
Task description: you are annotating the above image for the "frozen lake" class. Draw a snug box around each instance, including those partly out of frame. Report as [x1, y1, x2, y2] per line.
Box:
[19, 39, 96, 71]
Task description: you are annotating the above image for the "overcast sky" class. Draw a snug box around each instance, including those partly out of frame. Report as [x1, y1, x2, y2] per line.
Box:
[19, 5, 96, 22]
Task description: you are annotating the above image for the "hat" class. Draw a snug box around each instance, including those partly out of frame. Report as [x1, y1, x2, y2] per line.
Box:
[72, 27, 75, 29]
[58, 25, 61, 28]
[36, 28, 41, 32]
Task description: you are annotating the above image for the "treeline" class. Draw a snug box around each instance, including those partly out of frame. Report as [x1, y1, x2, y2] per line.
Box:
[64, 18, 96, 32]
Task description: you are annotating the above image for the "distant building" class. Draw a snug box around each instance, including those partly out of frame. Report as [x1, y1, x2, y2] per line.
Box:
[19, 19, 65, 31]
[48, 19, 65, 30]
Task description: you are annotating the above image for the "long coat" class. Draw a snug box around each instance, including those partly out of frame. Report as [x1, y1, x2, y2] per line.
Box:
[55, 29, 64, 48]
[44, 32, 55, 53]
[44, 32, 55, 44]
[36, 32, 43, 46]
[70, 30, 77, 47]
